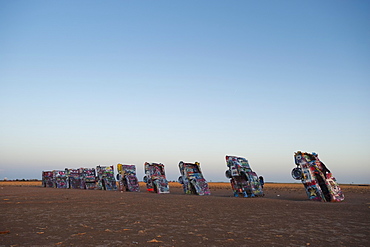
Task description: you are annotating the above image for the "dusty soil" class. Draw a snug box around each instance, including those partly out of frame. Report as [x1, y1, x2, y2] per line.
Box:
[1, 182, 369, 247]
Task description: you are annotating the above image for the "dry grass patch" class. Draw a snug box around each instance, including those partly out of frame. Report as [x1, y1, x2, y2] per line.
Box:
[0, 181, 42, 187]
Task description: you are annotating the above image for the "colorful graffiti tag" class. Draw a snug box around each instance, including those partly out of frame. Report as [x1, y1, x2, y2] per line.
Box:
[292, 151, 344, 202]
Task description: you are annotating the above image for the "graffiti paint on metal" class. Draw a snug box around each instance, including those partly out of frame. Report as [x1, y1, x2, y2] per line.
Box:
[53, 170, 68, 189]
[178, 161, 211, 196]
[292, 151, 344, 202]
[143, 162, 170, 194]
[117, 164, 140, 192]
[82, 168, 97, 190]
[96, 165, 117, 190]
[225, 155, 264, 197]
[67, 168, 84, 189]
[42, 171, 54, 188]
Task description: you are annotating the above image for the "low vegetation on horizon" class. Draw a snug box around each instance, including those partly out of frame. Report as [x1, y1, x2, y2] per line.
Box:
[0, 180, 368, 189]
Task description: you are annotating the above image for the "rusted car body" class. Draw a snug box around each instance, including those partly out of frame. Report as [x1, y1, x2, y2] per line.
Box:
[82, 168, 97, 190]
[178, 161, 210, 196]
[143, 162, 170, 193]
[96, 165, 117, 190]
[225, 155, 264, 197]
[67, 168, 84, 189]
[292, 151, 344, 202]
[42, 171, 54, 188]
[53, 170, 68, 189]
[117, 164, 140, 192]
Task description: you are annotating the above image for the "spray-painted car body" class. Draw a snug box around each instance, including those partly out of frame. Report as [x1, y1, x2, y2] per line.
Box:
[53, 170, 68, 189]
[178, 161, 210, 196]
[67, 168, 84, 189]
[117, 164, 140, 192]
[225, 155, 264, 197]
[292, 151, 344, 202]
[82, 168, 97, 190]
[96, 165, 117, 190]
[143, 162, 170, 193]
[42, 171, 54, 188]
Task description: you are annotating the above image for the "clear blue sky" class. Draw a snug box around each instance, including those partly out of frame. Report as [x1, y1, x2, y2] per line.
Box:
[1, 1, 369, 184]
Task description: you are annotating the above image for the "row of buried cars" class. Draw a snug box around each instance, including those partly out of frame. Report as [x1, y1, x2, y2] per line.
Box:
[42, 152, 345, 202]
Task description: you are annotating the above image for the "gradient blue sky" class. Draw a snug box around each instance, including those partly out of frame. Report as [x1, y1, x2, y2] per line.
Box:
[1, 1, 369, 183]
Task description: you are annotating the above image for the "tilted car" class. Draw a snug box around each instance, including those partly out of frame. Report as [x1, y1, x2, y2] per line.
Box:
[53, 170, 68, 189]
[291, 151, 344, 202]
[117, 164, 140, 192]
[96, 165, 117, 190]
[42, 171, 54, 188]
[143, 162, 170, 194]
[67, 168, 84, 189]
[178, 161, 210, 196]
[82, 168, 97, 190]
[225, 155, 264, 197]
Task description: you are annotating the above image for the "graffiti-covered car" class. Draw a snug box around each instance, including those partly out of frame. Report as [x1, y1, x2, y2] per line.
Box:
[53, 170, 68, 189]
[42, 171, 54, 188]
[225, 155, 264, 197]
[143, 162, 170, 193]
[178, 161, 210, 196]
[67, 168, 84, 189]
[117, 164, 140, 192]
[292, 151, 344, 202]
[82, 168, 97, 190]
[96, 165, 117, 190]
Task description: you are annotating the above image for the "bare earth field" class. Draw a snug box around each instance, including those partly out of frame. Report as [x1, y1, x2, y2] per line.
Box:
[1, 182, 369, 247]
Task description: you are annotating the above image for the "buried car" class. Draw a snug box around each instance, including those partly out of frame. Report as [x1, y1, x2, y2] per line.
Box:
[42, 171, 54, 188]
[67, 168, 84, 189]
[117, 164, 140, 192]
[82, 168, 97, 190]
[143, 162, 170, 194]
[225, 155, 264, 197]
[53, 170, 68, 189]
[178, 161, 210, 196]
[292, 151, 344, 202]
[96, 165, 117, 190]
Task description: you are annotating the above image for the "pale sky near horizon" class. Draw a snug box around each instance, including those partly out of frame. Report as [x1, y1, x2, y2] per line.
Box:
[1, 1, 369, 184]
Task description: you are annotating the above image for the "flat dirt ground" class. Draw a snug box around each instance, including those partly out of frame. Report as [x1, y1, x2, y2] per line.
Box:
[1, 182, 369, 247]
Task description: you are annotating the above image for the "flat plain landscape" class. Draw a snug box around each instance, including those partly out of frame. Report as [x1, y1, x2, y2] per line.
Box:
[1, 181, 369, 246]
